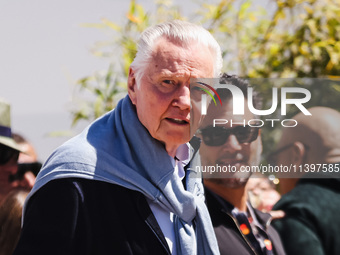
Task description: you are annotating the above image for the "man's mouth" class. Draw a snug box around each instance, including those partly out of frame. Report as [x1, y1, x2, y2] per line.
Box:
[217, 156, 245, 166]
[217, 160, 242, 166]
[166, 118, 189, 125]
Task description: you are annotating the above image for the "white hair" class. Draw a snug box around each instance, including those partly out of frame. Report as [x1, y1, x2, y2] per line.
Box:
[130, 20, 223, 86]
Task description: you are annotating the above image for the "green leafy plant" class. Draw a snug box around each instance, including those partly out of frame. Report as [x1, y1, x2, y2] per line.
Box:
[72, 0, 340, 126]
[71, 0, 184, 124]
[69, 0, 340, 176]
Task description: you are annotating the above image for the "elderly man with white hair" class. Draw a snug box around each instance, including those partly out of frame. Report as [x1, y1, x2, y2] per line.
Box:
[14, 20, 222, 255]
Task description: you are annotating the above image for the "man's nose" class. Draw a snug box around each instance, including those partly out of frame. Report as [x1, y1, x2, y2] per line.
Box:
[221, 134, 242, 151]
[172, 84, 190, 110]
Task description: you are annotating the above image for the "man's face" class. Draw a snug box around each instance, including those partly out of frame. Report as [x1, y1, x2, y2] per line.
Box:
[0, 146, 19, 202]
[0, 144, 35, 202]
[269, 143, 293, 167]
[128, 37, 214, 156]
[199, 99, 262, 188]
[268, 136, 302, 195]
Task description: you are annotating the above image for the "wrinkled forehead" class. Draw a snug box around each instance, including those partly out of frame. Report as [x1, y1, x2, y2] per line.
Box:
[152, 35, 207, 51]
[150, 37, 214, 76]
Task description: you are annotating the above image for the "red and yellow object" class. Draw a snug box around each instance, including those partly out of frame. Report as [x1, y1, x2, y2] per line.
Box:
[240, 224, 250, 235]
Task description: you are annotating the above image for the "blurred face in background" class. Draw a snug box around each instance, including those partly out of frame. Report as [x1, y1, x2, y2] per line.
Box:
[0, 144, 19, 202]
[199, 99, 262, 188]
[0, 144, 35, 203]
[17, 141, 38, 163]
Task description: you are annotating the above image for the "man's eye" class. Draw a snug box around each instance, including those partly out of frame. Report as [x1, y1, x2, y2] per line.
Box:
[162, 80, 175, 86]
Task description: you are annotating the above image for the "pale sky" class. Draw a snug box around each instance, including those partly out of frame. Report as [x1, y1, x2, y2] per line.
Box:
[0, 0, 271, 162]
[1, 0, 196, 161]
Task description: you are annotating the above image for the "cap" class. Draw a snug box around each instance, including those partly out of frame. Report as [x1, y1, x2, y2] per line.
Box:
[0, 98, 23, 152]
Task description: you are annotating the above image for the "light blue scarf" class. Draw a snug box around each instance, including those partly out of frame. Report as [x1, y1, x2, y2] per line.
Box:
[25, 95, 220, 255]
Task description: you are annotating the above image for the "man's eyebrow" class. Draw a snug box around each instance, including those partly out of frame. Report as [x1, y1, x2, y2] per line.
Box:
[156, 69, 191, 78]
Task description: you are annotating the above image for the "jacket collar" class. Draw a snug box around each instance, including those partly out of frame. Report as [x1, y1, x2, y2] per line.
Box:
[205, 187, 272, 228]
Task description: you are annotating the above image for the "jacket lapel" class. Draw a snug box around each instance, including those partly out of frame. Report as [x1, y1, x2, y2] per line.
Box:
[133, 191, 171, 255]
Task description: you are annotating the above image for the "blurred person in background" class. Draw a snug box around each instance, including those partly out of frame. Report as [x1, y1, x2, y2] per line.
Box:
[247, 173, 281, 214]
[0, 99, 33, 203]
[12, 133, 41, 187]
[271, 107, 340, 255]
[12, 133, 38, 164]
[198, 74, 285, 255]
[0, 188, 29, 255]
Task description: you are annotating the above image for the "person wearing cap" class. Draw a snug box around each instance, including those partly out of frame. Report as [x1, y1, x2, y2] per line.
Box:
[12, 133, 40, 186]
[0, 99, 34, 203]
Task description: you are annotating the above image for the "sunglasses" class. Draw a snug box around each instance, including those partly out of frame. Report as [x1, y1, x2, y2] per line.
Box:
[8, 162, 42, 182]
[0, 143, 19, 165]
[198, 125, 260, 146]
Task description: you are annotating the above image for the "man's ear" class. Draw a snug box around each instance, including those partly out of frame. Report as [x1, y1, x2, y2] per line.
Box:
[256, 129, 263, 158]
[128, 67, 137, 105]
[280, 141, 307, 193]
[291, 141, 307, 166]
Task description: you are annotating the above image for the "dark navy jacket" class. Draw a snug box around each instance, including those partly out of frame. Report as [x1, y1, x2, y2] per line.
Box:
[14, 178, 171, 255]
[205, 188, 286, 255]
[273, 178, 340, 255]
[14, 138, 203, 255]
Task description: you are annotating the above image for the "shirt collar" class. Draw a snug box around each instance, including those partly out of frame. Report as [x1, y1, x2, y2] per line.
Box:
[170, 143, 193, 168]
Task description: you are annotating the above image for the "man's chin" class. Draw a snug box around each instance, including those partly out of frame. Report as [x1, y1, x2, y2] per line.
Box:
[164, 133, 191, 146]
[156, 134, 191, 156]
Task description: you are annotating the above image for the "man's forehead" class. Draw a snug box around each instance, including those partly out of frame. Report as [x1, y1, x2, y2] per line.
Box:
[150, 37, 214, 76]
[151, 37, 188, 57]
[154, 69, 191, 79]
[202, 99, 255, 127]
